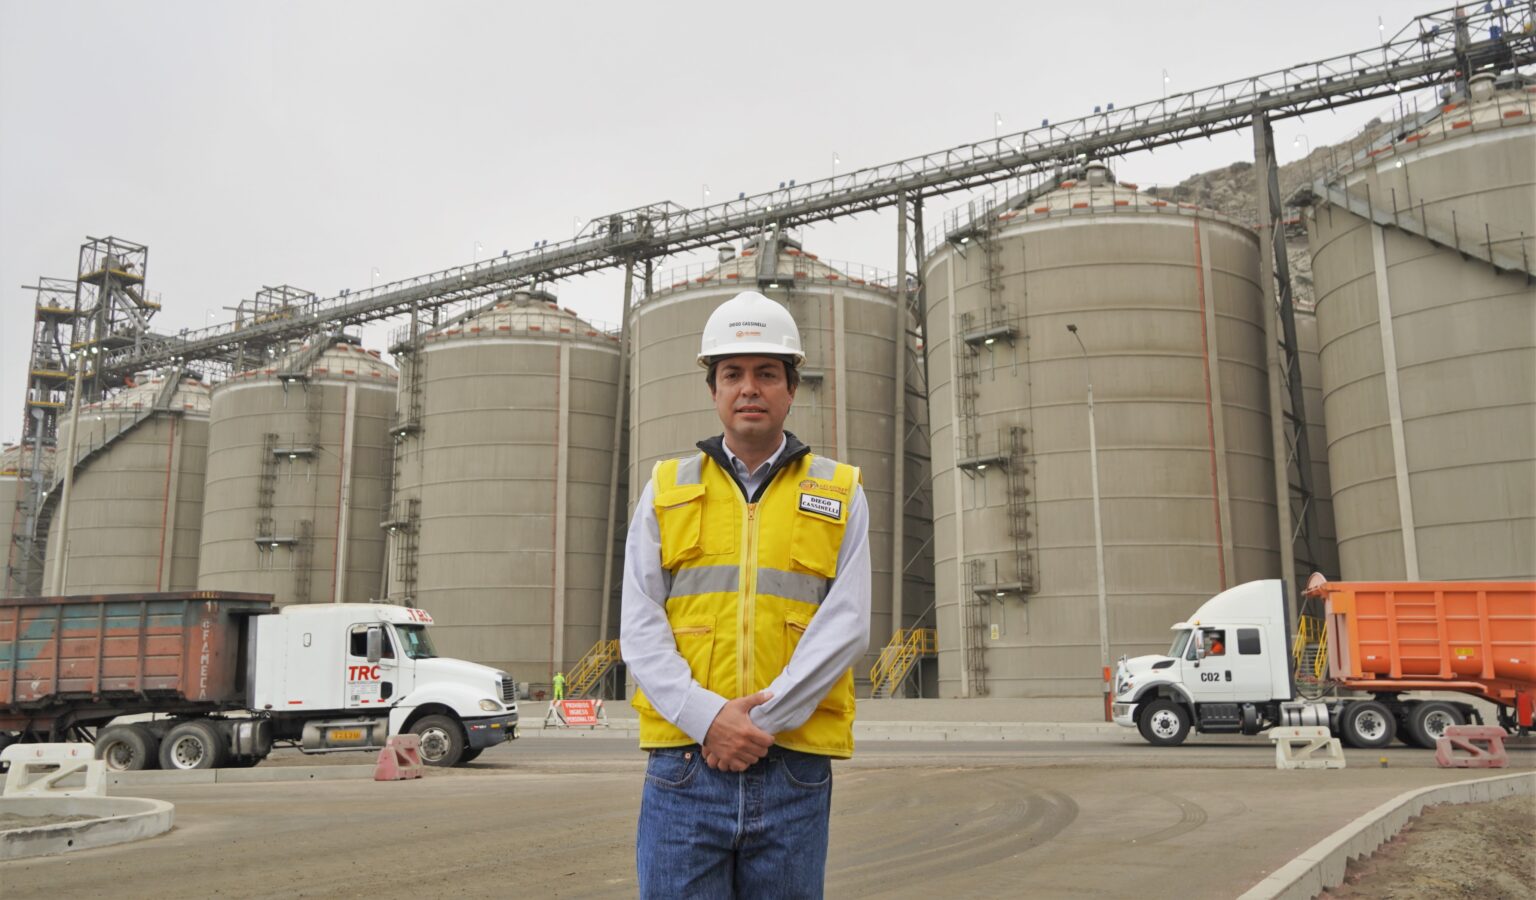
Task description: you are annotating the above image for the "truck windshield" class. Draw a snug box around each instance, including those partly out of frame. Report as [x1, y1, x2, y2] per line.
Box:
[396, 625, 438, 660]
[1168, 629, 1192, 659]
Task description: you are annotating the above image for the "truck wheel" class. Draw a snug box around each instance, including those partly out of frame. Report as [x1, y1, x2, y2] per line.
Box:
[1406, 702, 1464, 749]
[409, 715, 465, 767]
[1138, 699, 1191, 746]
[96, 724, 161, 772]
[1340, 700, 1396, 749]
[160, 720, 229, 770]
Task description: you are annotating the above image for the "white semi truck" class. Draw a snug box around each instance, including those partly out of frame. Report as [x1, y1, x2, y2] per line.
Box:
[1, 592, 519, 770]
[1109, 578, 1535, 749]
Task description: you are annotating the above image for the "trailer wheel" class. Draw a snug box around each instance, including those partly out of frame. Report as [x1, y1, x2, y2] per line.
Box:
[409, 715, 465, 767]
[1138, 699, 1191, 746]
[1406, 702, 1464, 749]
[95, 724, 161, 772]
[1340, 700, 1396, 749]
[160, 720, 229, 770]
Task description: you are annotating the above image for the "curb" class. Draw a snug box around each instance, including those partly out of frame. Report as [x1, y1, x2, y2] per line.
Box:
[0, 795, 174, 861]
[1237, 770, 1535, 900]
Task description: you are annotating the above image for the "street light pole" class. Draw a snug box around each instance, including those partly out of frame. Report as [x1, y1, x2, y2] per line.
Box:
[1067, 324, 1111, 721]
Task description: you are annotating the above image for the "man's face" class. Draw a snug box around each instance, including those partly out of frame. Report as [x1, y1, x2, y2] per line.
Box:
[709, 355, 796, 446]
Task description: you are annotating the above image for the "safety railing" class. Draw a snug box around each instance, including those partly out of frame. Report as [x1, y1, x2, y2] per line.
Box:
[568, 638, 622, 699]
[1292, 615, 1329, 684]
[869, 627, 937, 699]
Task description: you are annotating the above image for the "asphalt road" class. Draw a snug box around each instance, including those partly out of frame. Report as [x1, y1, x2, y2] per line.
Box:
[2, 739, 1530, 899]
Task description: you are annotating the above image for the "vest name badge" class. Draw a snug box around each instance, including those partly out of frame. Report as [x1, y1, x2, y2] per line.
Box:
[799, 492, 843, 520]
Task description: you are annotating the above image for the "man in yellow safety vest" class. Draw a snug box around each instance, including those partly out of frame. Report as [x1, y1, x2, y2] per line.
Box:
[621, 289, 871, 899]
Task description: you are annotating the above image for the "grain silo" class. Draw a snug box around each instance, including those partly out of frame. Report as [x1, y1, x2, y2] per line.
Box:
[197, 335, 397, 605]
[387, 291, 622, 685]
[924, 163, 1277, 698]
[44, 372, 211, 594]
[629, 233, 934, 689]
[1304, 74, 1535, 581]
[2, 442, 53, 597]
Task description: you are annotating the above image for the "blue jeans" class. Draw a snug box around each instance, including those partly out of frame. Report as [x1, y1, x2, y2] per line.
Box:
[637, 744, 833, 899]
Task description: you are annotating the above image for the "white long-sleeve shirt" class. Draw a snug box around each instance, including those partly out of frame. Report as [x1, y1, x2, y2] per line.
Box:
[620, 442, 871, 744]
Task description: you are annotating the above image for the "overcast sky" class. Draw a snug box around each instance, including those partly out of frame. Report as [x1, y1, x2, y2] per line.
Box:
[0, 0, 1438, 445]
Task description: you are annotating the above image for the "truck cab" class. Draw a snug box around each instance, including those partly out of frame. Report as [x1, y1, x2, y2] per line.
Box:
[251, 604, 518, 766]
[1112, 581, 1292, 745]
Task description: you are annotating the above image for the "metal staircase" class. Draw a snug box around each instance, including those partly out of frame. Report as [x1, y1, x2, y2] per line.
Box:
[567, 638, 622, 699]
[1291, 614, 1330, 698]
[869, 628, 937, 699]
[1303, 179, 1533, 280]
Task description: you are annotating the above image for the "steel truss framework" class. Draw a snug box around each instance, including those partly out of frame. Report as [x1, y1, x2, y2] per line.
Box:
[91, 4, 1531, 384]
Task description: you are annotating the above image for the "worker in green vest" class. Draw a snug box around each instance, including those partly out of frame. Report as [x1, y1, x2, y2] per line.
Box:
[553, 671, 566, 701]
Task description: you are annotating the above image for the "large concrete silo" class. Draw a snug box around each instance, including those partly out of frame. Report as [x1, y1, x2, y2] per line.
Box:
[1304, 74, 1535, 581]
[387, 292, 622, 684]
[198, 336, 397, 605]
[629, 234, 934, 689]
[44, 373, 211, 594]
[924, 164, 1278, 697]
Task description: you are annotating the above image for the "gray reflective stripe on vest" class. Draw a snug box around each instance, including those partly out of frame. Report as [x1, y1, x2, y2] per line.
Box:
[758, 568, 831, 606]
[807, 456, 836, 481]
[675, 453, 703, 486]
[668, 565, 738, 599]
[667, 565, 829, 606]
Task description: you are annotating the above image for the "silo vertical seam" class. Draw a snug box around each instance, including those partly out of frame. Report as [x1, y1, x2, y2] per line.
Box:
[945, 257, 971, 698]
[156, 416, 180, 591]
[553, 342, 571, 675]
[332, 383, 357, 603]
[1195, 220, 1236, 587]
[893, 197, 908, 643]
[1369, 224, 1421, 580]
[833, 288, 847, 460]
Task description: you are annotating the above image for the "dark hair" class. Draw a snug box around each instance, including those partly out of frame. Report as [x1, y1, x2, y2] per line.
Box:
[706, 356, 800, 392]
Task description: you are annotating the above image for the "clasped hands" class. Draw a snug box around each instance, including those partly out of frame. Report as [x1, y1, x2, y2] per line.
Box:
[700, 691, 774, 772]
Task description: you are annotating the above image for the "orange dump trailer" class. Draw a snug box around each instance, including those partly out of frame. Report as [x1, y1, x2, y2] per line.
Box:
[1312, 575, 1536, 730]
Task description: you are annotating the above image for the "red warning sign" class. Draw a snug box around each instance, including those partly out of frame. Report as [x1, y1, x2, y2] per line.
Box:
[559, 699, 598, 726]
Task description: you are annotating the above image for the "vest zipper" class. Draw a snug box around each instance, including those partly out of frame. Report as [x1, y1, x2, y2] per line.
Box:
[741, 501, 758, 695]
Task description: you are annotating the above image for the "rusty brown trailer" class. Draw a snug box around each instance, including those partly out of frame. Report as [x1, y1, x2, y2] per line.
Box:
[0, 591, 273, 738]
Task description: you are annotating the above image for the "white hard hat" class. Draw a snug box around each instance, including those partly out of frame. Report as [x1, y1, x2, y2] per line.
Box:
[696, 291, 805, 368]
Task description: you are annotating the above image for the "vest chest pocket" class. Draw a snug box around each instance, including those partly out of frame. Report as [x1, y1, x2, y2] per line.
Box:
[790, 502, 845, 579]
[655, 484, 707, 568]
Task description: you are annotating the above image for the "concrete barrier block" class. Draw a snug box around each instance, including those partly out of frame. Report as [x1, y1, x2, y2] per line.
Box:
[0, 744, 106, 797]
[1269, 726, 1345, 770]
[1434, 725, 1508, 768]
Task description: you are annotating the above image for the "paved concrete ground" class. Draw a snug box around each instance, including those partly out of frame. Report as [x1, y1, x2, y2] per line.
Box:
[3, 738, 1529, 899]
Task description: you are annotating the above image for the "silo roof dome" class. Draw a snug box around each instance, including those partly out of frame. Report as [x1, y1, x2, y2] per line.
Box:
[228, 336, 397, 385]
[82, 372, 211, 415]
[424, 290, 616, 344]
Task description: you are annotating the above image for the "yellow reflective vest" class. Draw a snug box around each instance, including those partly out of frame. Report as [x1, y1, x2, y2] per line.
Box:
[633, 446, 860, 758]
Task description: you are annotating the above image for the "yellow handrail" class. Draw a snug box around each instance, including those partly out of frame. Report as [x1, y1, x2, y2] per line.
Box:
[869, 628, 937, 697]
[568, 638, 621, 698]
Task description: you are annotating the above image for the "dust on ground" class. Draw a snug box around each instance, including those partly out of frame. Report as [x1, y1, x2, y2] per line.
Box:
[0, 813, 95, 830]
[1319, 795, 1536, 900]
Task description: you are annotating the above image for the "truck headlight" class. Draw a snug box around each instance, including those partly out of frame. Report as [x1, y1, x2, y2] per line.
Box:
[479, 699, 501, 712]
